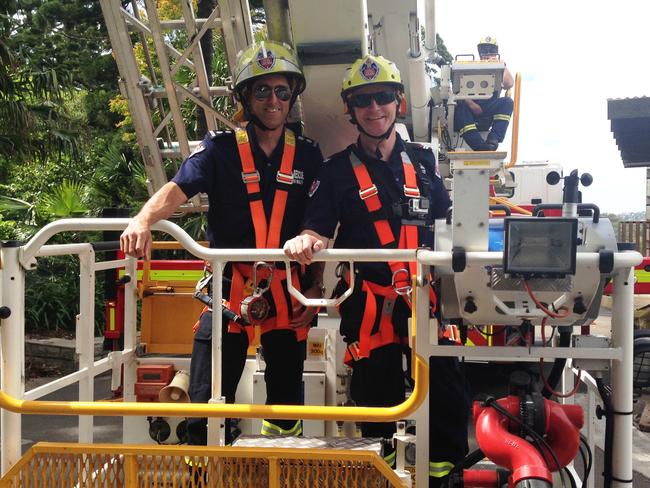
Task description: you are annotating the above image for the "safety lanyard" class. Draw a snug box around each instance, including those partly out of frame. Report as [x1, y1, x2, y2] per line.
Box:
[235, 127, 296, 249]
[349, 150, 421, 279]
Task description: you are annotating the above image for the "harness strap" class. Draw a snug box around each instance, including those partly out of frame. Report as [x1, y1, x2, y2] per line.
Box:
[232, 128, 300, 338]
[344, 148, 439, 362]
[227, 264, 255, 342]
[268, 130, 296, 248]
[358, 281, 378, 358]
[236, 129, 266, 248]
[235, 128, 296, 248]
[350, 151, 394, 246]
[340, 272, 403, 364]
[349, 149, 421, 290]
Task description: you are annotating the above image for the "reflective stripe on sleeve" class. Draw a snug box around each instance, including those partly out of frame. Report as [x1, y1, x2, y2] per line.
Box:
[429, 460, 454, 478]
[261, 419, 302, 437]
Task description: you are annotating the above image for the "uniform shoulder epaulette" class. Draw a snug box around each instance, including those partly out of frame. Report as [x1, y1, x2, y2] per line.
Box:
[297, 135, 318, 147]
[209, 129, 233, 140]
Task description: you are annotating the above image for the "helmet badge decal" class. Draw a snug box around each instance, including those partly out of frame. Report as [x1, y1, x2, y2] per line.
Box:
[360, 58, 379, 81]
[256, 48, 276, 70]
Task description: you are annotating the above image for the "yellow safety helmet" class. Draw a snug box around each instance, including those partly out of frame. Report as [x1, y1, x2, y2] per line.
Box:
[340, 54, 404, 100]
[477, 36, 499, 57]
[233, 40, 306, 103]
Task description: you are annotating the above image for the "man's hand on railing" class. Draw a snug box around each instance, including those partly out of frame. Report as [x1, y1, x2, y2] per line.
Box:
[120, 217, 152, 259]
[283, 230, 329, 265]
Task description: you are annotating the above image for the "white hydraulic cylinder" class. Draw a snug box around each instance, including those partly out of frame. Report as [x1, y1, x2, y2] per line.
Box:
[423, 0, 436, 54]
[610, 266, 634, 486]
[407, 53, 430, 142]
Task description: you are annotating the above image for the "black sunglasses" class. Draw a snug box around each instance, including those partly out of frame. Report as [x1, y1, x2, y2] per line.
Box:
[253, 84, 292, 102]
[348, 90, 397, 108]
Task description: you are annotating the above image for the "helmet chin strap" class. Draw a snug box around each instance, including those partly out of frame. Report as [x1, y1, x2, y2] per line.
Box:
[350, 106, 397, 159]
[241, 101, 274, 131]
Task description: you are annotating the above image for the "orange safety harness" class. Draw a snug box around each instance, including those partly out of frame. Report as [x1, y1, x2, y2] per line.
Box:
[224, 128, 308, 342]
[343, 149, 437, 364]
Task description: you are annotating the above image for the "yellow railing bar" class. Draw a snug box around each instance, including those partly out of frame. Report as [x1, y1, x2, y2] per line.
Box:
[3, 443, 407, 486]
[411, 274, 418, 378]
[489, 196, 532, 216]
[151, 240, 209, 250]
[0, 355, 428, 421]
[506, 72, 522, 169]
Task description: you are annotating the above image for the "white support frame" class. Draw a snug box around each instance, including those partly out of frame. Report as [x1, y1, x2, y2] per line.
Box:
[0, 219, 642, 487]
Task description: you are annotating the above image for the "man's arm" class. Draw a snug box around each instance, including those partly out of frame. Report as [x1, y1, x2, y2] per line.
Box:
[502, 64, 514, 91]
[464, 98, 483, 116]
[283, 229, 330, 265]
[120, 182, 189, 258]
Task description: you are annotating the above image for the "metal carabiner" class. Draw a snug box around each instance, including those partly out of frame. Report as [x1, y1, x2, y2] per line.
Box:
[392, 268, 412, 297]
[252, 261, 274, 294]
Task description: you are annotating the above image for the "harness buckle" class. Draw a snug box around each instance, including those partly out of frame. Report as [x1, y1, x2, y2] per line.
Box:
[241, 170, 261, 184]
[276, 171, 294, 185]
[403, 185, 420, 198]
[358, 184, 378, 200]
[347, 341, 361, 362]
[392, 268, 412, 297]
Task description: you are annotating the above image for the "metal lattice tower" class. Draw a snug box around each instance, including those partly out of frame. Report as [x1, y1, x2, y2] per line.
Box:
[99, 0, 254, 211]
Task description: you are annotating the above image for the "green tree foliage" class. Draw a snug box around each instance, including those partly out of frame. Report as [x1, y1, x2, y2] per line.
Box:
[0, 0, 142, 334]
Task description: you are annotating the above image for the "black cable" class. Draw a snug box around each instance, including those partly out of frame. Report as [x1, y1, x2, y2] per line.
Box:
[542, 328, 572, 398]
[484, 398, 566, 488]
[577, 444, 588, 484]
[596, 377, 614, 488]
[579, 434, 593, 483]
[564, 466, 578, 488]
[543, 326, 556, 346]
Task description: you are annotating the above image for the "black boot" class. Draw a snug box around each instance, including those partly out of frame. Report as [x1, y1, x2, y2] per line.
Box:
[482, 133, 499, 151]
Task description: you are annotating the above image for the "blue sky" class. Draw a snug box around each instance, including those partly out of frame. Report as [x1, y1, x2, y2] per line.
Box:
[435, 0, 650, 214]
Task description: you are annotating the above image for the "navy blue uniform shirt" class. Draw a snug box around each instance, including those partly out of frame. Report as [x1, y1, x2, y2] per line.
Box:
[172, 124, 323, 248]
[302, 134, 450, 341]
[303, 134, 450, 261]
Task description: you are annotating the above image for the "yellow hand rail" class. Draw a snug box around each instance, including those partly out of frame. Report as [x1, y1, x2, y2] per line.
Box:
[506, 72, 522, 169]
[0, 354, 428, 421]
[489, 195, 532, 216]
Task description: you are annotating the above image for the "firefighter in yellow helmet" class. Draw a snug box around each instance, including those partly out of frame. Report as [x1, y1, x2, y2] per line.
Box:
[455, 36, 515, 151]
[121, 39, 324, 445]
[284, 54, 469, 487]
[340, 55, 405, 151]
[232, 40, 306, 130]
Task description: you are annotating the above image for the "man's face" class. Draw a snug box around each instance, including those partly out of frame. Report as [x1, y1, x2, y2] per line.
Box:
[248, 74, 292, 130]
[349, 84, 398, 138]
[478, 44, 498, 60]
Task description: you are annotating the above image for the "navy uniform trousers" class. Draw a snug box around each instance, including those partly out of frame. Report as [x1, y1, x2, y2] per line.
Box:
[187, 311, 306, 445]
[455, 95, 514, 148]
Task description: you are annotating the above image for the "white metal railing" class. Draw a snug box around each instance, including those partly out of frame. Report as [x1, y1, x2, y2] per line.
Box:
[0, 218, 642, 487]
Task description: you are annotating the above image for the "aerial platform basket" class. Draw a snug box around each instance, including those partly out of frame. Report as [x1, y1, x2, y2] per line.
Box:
[1, 443, 407, 487]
